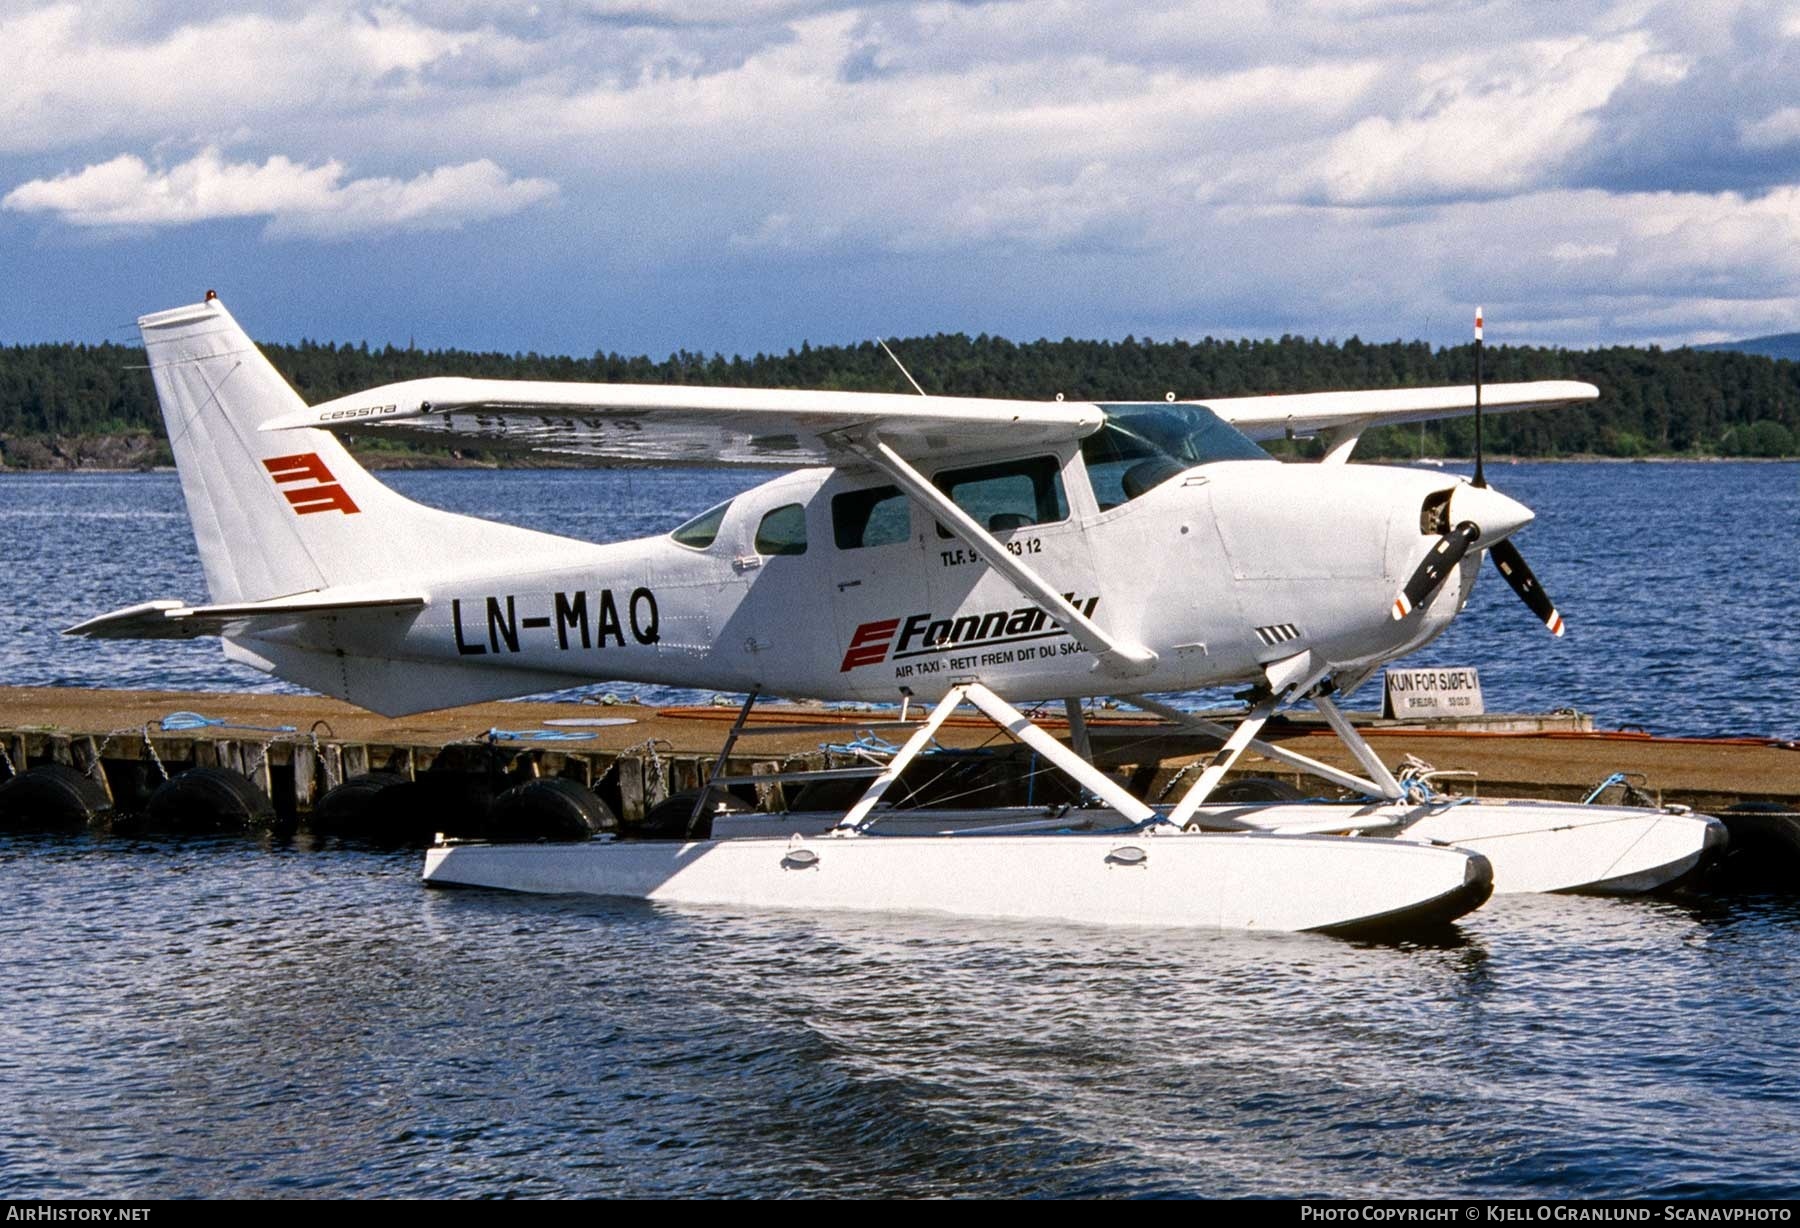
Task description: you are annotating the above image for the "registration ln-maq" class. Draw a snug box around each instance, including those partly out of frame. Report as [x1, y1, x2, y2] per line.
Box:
[71, 295, 1724, 933]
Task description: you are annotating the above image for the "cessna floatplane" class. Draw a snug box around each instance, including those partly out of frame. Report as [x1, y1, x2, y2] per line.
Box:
[69, 295, 1724, 933]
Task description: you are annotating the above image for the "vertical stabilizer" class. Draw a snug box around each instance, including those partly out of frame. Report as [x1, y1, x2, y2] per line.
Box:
[139, 294, 579, 604]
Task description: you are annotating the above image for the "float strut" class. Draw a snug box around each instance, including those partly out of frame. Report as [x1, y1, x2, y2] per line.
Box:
[1064, 698, 1093, 762]
[1161, 694, 1282, 830]
[1311, 693, 1402, 800]
[835, 685, 971, 833]
[688, 689, 758, 837]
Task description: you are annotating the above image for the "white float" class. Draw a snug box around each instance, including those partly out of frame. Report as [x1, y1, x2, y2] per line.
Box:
[423, 827, 1492, 935]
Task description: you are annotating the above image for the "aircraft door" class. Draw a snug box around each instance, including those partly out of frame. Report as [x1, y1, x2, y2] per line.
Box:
[826, 479, 926, 696]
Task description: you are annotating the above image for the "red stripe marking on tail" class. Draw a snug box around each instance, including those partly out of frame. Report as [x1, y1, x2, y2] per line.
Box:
[263, 453, 361, 516]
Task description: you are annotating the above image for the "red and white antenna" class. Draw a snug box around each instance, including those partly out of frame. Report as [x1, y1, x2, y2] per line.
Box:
[1472, 305, 1486, 488]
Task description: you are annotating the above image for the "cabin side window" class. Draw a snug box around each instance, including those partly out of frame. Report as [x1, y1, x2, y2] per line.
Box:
[670, 499, 733, 549]
[931, 456, 1068, 538]
[833, 485, 910, 549]
[754, 503, 808, 556]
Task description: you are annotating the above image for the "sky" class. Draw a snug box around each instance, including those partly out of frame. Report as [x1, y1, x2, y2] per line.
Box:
[4, 0, 1800, 360]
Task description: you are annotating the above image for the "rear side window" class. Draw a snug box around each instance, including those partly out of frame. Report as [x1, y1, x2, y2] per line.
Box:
[833, 485, 910, 549]
[932, 456, 1067, 537]
[754, 503, 808, 556]
[671, 499, 732, 549]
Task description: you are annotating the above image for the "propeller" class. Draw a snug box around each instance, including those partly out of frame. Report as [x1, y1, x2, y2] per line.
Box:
[1390, 307, 1565, 635]
[1392, 520, 1480, 621]
[1490, 538, 1564, 636]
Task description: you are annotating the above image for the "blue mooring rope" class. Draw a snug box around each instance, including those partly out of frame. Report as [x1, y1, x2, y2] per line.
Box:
[160, 711, 297, 734]
[485, 727, 597, 743]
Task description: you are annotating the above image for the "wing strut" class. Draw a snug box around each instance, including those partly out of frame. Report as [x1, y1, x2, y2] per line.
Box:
[842, 433, 1157, 679]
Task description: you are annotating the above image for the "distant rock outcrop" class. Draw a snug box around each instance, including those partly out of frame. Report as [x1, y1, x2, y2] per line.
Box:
[0, 433, 170, 471]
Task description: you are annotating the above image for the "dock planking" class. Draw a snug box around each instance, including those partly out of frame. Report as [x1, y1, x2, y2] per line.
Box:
[0, 686, 1793, 830]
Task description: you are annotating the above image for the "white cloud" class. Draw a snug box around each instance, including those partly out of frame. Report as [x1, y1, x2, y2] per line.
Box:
[1739, 106, 1800, 150]
[1185, 184, 1800, 347]
[2, 148, 558, 238]
[1550, 241, 1620, 262]
[1276, 33, 1656, 205]
[727, 210, 844, 253]
[6, 0, 1800, 350]
[0, 3, 512, 155]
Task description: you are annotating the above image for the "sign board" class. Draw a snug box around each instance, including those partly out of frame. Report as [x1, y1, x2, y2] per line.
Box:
[1384, 667, 1484, 719]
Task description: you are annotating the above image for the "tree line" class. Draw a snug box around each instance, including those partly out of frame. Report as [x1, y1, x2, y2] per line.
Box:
[2, 331, 1796, 463]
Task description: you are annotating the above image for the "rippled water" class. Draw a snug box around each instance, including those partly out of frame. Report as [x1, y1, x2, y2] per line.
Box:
[4, 464, 1800, 1198]
[2, 831, 1797, 1199]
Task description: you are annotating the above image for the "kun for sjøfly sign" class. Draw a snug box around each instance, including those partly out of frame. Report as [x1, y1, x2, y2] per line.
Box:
[1383, 667, 1484, 718]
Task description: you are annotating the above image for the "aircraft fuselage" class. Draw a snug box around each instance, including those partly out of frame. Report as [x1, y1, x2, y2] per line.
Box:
[233, 445, 1487, 706]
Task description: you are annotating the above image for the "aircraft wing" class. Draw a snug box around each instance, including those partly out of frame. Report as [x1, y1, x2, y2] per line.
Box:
[262, 377, 1104, 466]
[66, 592, 427, 640]
[1198, 380, 1599, 440]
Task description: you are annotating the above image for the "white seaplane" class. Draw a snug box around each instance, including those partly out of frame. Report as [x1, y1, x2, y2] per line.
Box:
[69, 294, 1723, 934]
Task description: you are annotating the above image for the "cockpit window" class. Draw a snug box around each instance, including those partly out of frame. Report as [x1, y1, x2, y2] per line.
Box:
[671, 499, 732, 549]
[1084, 403, 1273, 508]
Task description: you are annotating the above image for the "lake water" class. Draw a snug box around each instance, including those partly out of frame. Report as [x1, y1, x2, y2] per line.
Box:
[3, 831, 1799, 1199]
[2, 462, 1798, 1198]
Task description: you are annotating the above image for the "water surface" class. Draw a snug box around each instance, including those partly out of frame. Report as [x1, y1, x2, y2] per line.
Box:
[3, 830, 1796, 1199]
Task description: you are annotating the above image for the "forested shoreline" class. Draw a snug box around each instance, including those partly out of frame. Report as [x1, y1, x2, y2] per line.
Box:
[2, 330, 1796, 469]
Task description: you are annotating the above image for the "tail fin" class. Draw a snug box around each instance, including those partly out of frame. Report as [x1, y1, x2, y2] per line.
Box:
[140, 294, 572, 603]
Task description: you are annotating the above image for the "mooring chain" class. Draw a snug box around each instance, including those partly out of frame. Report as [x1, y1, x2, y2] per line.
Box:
[309, 729, 339, 791]
[1155, 759, 1205, 803]
[620, 736, 673, 800]
[140, 723, 172, 782]
[82, 732, 120, 786]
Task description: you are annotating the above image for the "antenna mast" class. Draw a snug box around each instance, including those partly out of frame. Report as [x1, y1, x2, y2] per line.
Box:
[877, 338, 929, 398]
[1473, 306, 1486, 488]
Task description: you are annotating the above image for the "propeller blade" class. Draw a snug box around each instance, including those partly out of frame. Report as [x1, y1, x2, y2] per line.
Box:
[1392, 520, 1480, 620]
[1490, 538, 1565, 636]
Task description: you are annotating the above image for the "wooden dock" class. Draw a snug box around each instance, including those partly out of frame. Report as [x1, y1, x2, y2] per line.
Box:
[0, 685, 1794, 829]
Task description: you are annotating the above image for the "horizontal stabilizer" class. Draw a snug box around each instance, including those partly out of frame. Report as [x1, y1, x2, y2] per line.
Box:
[65, 591, 427, 641]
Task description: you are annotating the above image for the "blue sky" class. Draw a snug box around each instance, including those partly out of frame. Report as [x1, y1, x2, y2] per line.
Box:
[5, 0, 1800, 361]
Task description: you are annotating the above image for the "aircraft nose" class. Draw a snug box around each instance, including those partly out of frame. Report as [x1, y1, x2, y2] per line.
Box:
[1447, 482, 1534, 547]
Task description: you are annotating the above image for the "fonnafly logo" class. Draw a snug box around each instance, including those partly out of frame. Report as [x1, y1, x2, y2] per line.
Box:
[839, 595, 1100, 671]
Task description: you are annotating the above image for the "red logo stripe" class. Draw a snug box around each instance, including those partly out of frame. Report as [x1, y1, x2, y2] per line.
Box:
[263, 453, 335, 485]
[282, 484, 361, 516]
[839, 618, 899, 671]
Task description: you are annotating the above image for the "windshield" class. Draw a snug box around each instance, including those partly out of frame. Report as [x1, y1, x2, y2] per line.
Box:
[1083, 403, 1272, 507]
